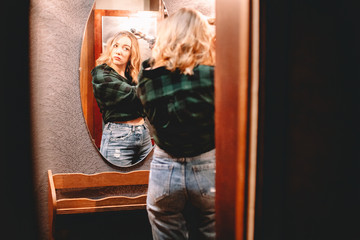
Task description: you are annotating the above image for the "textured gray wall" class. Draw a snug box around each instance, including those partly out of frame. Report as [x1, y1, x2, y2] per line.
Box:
[29, 0, 214, 238]
[29, 0, 150, 238]
[165, 0, 215, 16]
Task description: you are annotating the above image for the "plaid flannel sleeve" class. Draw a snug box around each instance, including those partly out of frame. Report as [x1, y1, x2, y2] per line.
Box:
[92, 70, 138, 110]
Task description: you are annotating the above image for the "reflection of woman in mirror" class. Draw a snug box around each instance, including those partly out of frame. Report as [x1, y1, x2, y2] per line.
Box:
[137, 8, 216, 239]
[91, 31, 153, 167]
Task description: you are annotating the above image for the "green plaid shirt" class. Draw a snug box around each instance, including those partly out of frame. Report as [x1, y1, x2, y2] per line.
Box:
[91, 64, 144, 123]
[137, 61, 215, 157]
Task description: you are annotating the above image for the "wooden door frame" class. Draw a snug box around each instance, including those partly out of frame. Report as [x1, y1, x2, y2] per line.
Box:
[215, 0, 259, 239]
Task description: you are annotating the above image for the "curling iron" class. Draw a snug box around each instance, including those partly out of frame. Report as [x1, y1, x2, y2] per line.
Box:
[130, 28, 155, 46]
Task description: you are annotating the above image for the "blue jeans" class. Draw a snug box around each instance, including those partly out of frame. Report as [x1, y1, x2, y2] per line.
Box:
[100, 122, 153, 167]
[147, 146, 216, 240]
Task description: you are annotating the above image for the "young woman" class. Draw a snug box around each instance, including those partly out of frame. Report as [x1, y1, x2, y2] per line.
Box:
[91, 31, 153, 167]
[137, 8, 216, 239]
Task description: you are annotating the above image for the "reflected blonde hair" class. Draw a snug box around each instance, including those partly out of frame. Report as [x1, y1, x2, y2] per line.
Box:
[96, 31, 141, 83]
[151, 8, 215, 75]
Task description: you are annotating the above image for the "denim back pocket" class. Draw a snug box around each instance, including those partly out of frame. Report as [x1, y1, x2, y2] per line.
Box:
[148, 162, 174, 202]
[192, 163, 216, 199]
[108, 128, 132, 143]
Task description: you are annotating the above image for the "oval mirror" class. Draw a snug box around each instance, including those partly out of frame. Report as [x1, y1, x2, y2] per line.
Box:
[80, 0, 162, 167]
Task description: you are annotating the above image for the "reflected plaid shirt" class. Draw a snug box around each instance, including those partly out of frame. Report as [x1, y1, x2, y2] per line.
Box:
[91, 64, 144, 123]
[137, 62, 215, 157]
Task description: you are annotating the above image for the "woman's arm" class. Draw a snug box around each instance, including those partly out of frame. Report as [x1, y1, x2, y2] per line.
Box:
[92, 69, 138, 110]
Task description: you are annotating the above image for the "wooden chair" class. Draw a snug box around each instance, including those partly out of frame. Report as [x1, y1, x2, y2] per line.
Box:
[48, 170, 149, 239]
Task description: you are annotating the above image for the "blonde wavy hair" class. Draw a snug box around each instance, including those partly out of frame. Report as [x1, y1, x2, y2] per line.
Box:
[151, 8, 215, 75]
[96, 31, 141, 83]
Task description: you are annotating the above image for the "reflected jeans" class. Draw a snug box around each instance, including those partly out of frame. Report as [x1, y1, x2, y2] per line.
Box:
[100, 122, 153, 167]
[147, 146, 216, 240]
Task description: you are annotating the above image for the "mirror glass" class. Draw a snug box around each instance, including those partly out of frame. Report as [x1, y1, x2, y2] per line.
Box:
[80, 0, 215, 168]
[80, 0, 161, 167]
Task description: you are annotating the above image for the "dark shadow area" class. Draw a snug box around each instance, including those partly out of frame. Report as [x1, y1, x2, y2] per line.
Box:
[54, 209, 153, 240]
[256, 0, 359, 239]
[0, 2, 40, 240]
